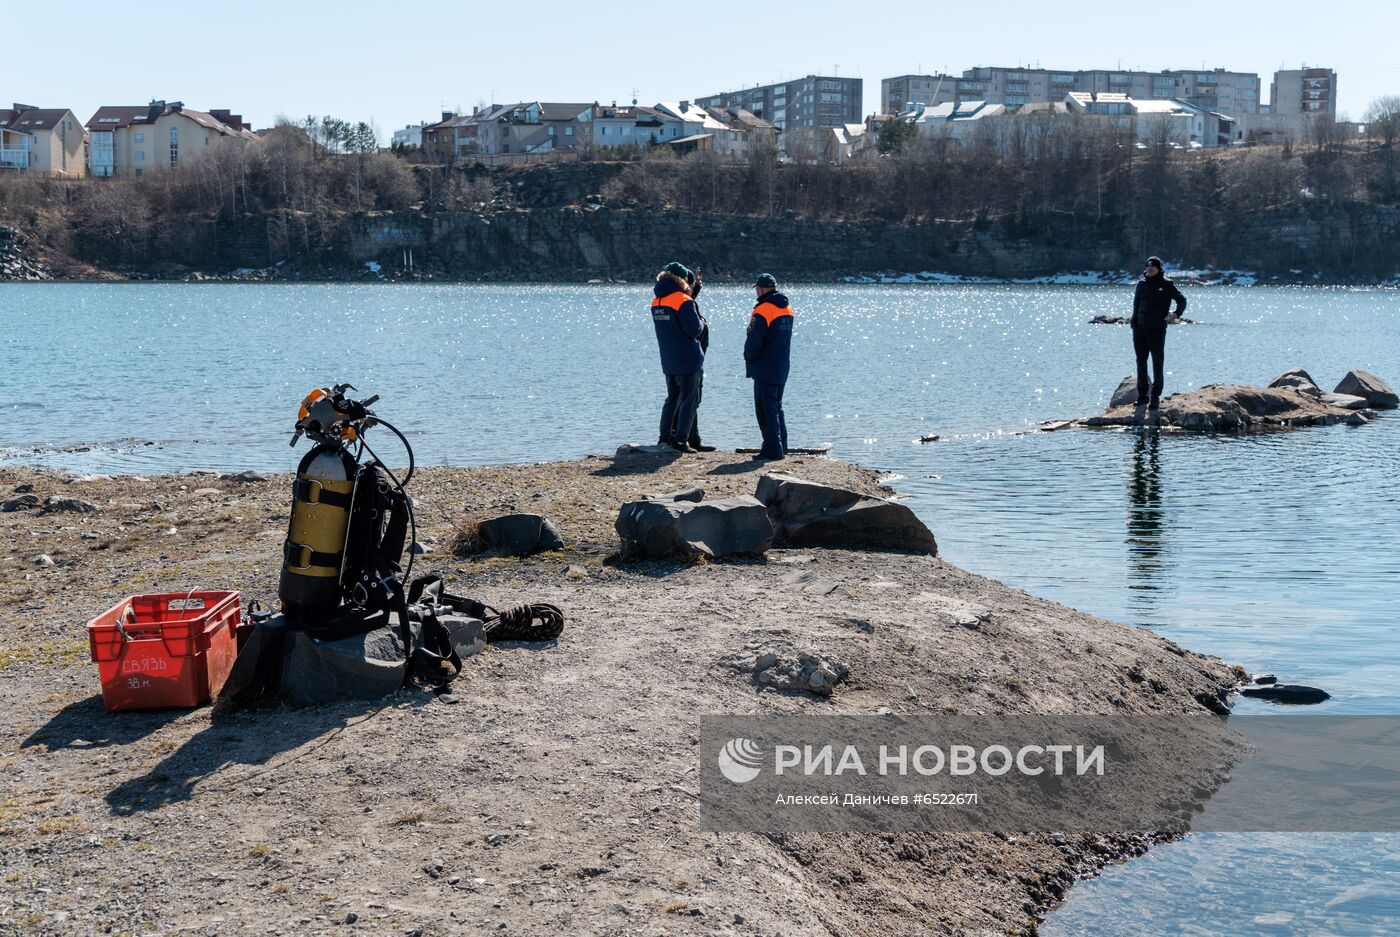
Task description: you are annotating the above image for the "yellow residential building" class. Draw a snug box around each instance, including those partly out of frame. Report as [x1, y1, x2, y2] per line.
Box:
[0, 104, 87, 176]
[86, 100, 257, 178]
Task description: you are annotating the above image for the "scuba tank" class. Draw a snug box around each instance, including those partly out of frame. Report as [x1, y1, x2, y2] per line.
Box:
[278, 384, 413, 623]
[279, 443, 358, 618]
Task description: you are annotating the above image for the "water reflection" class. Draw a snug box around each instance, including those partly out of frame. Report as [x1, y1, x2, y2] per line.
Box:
[1126, 431, 1168, 601]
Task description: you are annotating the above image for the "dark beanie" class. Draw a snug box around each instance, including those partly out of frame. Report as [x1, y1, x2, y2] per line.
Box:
[663, 261, 691, 280]
[754, 273, 778, 288]
[1146, 256, 1164, 269]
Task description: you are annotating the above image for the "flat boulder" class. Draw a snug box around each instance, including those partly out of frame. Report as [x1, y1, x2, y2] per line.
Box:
[1239, 683, 1330, 705]
[1333, 370, 1397, 409]
[615, 495, 774, 559]
[1267, 368, 1322, 398]
[41, 495, 98, 514]
[614, 443, 675, 458]
[1319, 393, 1369, 411]
[1109, 376, 1139, 408]
[755, 473, 937, 555]
[644, 485, 704, 503]
[477, 513, 564, 555]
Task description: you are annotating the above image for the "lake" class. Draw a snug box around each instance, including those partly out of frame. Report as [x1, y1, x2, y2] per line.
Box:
[3, 281, 1399, 933]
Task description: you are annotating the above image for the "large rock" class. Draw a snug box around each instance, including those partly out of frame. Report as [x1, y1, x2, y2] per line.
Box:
[1109, 376, 1139, 408]
[1, 494, 39, 512]
[1086, 384, 1371, 433]
[1267, 368, 1322, 398]
[615, 495, 774, 559]
[477, 513, 564, 555]
[755, 473, 937, 555]
[1333, 370, 1397, 409]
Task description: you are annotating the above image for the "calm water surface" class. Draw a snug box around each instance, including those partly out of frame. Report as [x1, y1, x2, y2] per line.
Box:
[3, 282, 1399, 933]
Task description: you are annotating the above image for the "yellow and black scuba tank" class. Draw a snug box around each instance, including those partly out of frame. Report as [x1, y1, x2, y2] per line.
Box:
[279, 443, 358, 618]
[278, 384, 414, 623]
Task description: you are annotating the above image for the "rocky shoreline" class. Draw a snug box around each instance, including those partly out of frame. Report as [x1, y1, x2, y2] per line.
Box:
[1, 453, 1245, 935]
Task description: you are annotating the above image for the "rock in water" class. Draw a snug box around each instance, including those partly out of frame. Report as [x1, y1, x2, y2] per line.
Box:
[1109, 376, 1139, 409]
[1240, 684, 1330, 705]
[476, 514, 564, 555]
[1267, 368, 1322, 398]
[754, 473, 937, 555]
[1087, 384, 1370, 433]
[615, 495, 774, 559]
[1319, 393, 1369, 411]
[1333, 370, 1398, 409]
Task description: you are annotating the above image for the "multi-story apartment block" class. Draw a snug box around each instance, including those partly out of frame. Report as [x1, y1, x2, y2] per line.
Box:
[694, 75, 861, 140]
[1270, 68, 1337, 119]
[1242, 68, 1338, 143]
[85, 101, 256, 178]
[883, 67, 1262, 121]
[881, 75, 963, 113]
[0, 104, 86, 176]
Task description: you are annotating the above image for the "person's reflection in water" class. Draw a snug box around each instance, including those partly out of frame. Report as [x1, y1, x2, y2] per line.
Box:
[1126, 431, 1170, 612]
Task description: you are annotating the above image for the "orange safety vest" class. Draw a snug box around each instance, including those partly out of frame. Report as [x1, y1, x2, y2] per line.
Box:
[651, 291, 689, 315]
[752, 301, 793, 325]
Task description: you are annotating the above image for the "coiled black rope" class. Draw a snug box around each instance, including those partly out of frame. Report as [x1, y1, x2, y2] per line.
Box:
[483, 603, 565, 642]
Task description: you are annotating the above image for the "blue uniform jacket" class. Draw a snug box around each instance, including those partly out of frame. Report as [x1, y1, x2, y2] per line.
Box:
[744, 291, 794, 385]
[651, 278, 705, 375]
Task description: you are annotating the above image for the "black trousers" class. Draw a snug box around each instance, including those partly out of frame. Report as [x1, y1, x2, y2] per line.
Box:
[753, 380, 788, 457]
[669, 370, 704, 446]
[659, 371, 701, 445]
[1133, 328, 1166, 400]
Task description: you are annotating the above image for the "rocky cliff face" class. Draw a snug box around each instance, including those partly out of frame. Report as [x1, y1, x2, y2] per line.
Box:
[198, 203, 1400, 282]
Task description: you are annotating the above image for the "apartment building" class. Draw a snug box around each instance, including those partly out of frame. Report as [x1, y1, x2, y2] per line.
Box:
[694, 75, 862, 140]
[1270, 68, 1337, 118]
[0, 104, 86, 176]
[85, 101, 257, 178]
[883, 67, 1262, 120]
[881, 75, 963, 113]
[1240, 68, 1339, 143]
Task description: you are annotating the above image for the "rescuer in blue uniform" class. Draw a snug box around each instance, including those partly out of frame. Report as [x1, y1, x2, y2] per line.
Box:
[744, 273, 794, 461]
[651, 262, 706, 453]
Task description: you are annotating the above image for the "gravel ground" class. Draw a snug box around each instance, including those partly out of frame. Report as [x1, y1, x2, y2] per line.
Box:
[0, 451, 1241, 936]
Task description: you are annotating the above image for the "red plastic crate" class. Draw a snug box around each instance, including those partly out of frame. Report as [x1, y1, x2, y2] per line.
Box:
[87, 591, 241, 711]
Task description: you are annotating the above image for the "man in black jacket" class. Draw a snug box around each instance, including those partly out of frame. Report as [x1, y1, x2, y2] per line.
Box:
[1131, 256, 1187, 409]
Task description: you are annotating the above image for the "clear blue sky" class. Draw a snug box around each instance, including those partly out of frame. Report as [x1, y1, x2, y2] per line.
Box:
[7, 1, 1398, 139]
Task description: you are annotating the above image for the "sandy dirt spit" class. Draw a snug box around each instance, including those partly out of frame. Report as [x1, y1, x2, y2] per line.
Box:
[0, 451, 1241, 936]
